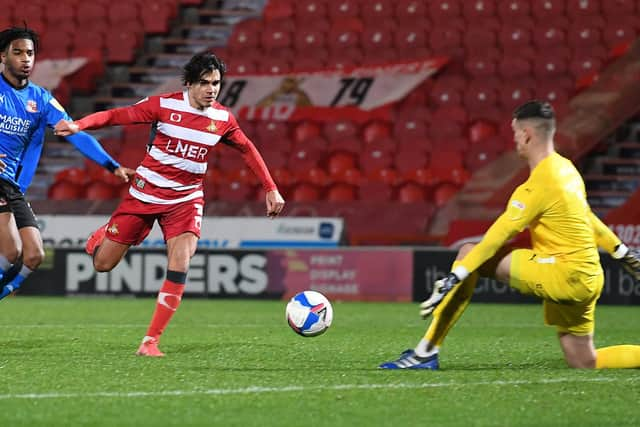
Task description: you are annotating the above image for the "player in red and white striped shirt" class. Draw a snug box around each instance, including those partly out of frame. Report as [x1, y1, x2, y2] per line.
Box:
[55, 52, 285, 357]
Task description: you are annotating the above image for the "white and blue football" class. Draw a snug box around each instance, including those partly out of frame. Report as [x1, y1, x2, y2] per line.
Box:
[286, 291, 333, 337]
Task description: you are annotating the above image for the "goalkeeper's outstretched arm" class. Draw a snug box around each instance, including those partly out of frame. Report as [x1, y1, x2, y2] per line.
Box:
[589, 211, 640, 280]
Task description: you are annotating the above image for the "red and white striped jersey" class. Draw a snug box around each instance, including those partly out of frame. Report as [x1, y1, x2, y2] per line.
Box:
[76, 91, 276, 205]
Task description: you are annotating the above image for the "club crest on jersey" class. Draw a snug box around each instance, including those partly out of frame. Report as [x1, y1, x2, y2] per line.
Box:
[26, 100, 38, 112]
[206, 121, 217, 133]
[107, 223, 119, 235]
[135, 177, 146, 189]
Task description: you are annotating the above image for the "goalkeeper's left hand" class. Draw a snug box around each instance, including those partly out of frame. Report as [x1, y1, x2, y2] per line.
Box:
[618, 245, 640, 281]
[419, 273, 461, 319]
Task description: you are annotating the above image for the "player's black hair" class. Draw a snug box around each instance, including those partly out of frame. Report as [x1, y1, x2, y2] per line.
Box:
[512, 100, 555, 121]
[0, 26, 39, 53]
[182, 52, 226, 85]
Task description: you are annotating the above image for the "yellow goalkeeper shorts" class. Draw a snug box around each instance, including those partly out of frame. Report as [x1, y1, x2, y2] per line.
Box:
[509, 248, 604, 335]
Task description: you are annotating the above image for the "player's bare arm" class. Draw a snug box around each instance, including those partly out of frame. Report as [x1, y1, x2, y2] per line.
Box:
[114, 167, 136, 183]
[53, 119, 79, 136]
[266, 189, 285, 218]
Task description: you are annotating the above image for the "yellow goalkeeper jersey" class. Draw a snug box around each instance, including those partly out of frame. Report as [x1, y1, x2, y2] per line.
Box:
[459, 152, 620, 275]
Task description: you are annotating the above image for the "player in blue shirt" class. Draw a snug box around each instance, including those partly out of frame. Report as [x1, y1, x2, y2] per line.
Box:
[0, 26, 133, 300]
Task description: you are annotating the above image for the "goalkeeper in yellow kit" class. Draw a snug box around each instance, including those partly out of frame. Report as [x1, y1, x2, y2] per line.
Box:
[381, 100, 640, 370]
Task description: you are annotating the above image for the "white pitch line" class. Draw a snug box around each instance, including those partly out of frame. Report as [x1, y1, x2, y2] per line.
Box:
[0, 376, 635, 401]
[8, 324, 263, 329]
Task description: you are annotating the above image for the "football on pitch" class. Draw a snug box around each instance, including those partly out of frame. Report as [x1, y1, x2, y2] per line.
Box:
[285, 290, 333, 337]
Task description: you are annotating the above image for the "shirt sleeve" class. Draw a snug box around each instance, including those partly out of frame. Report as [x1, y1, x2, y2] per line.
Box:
[220, 113, 277, 192]
[588, 210, 621, 254]
[43, 94, 72, 127]
[458, 184, 544, 273]
[75, 96, 158, 130]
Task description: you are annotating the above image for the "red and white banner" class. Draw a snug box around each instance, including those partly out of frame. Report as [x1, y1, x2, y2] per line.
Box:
[155, 57, 448, 122]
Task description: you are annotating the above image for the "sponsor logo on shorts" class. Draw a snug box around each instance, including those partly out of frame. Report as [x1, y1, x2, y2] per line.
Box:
[135, 177, 145, 189]
[511, 200, 525, 210]
[107, 223, 119, 235]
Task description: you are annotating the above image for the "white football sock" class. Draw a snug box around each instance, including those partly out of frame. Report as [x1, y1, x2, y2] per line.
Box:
[415, 338, 439, 358]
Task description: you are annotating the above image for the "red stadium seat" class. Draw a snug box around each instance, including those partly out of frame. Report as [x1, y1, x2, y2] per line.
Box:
[361, 28, 394, 52]
[429, 27, 462, 52]
[227, 19, 261, 51]
[397, 182, 426, 203]
[464, 56, 497, 78]
[603, 21, 637, 49]
[323, 119, 358, 142]
[294, 28, 326, 51]
[288, 147, 325, 173]
[499, 25, 532, 52]
[464, 80, 499, 114]
[108, 3, 138, 26]
[429, 79, 464, 108]
[498, 57, 532, 79]
[468, 119, 498, 145]
[497, 0, 531, 22]
[601, 0, 636, 18]
[358, 181, 393, 202]
[141, 1, 172, 34]
[395, 0, 428, 23]
[340, 167, 364, 186]
[536, 80, 571, 108]
[359, 149, 393, 174]
[433, 182, 460, 207]
[327, 20, 362, 51]
[255, 121, 289, 142]
[368, 167, 400, 185]
[227, 58, 258, 75]
[569, 55, 603, 80]
[567, 24, 602, 49]
[428, 0, 462, 21]
[462, 0, 497, 21]
[361, 0, 393, 24]
[55, 167, 89, 186]
[48, 181, 84, 200]
[565, 0, 600, 18]
[292, 121, 322, 144]
[463, 28, 497, 50]
[393, 117, 428, 141]
[295, 0, 328, 22]
[291, 183, 321, 202]
[326, 183, 357, 202]
[44, 3, 75, 25]
[394, 150, 428, 174]
[533, 25, 567, 49]
[327, 137, 361, 155]
[499, 81, 534, 110]
[362, 120, 391, 144]
[84, 181, 117, 200]
[259, 57, 291, 74]
[263, 0, 294, 21]
[217, 180, 255, 202]
[328, 0, 360, 20]
[531, 0, 564, 20]
[327, 151, 357, 177]
[261, 25, 292, 51]
[300, 167, 330, 187]
[533, 55, 569, 79]
[393, 25, 427, 51]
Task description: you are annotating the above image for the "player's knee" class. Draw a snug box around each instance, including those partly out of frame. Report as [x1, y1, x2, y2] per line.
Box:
[22, 247, 45, 269]
[93, 257, 117, 273]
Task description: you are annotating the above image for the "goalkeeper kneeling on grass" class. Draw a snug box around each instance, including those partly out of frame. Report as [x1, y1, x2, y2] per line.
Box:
[380, 100, 640, 370]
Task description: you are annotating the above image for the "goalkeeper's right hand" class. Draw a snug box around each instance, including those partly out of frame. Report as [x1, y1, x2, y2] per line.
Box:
[618, 245, 640, 281]
[419, 273, 461, 319]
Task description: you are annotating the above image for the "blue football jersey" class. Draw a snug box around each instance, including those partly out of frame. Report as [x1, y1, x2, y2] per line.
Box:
[0, 75, 69, 188]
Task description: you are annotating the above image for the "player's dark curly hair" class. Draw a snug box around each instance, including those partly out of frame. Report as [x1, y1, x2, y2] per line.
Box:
[0, 26, 39, 53]
[182, 52, 226, 85]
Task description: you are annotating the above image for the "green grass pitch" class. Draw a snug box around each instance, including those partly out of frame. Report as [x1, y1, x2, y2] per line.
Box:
[0, 297, 638, 427]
